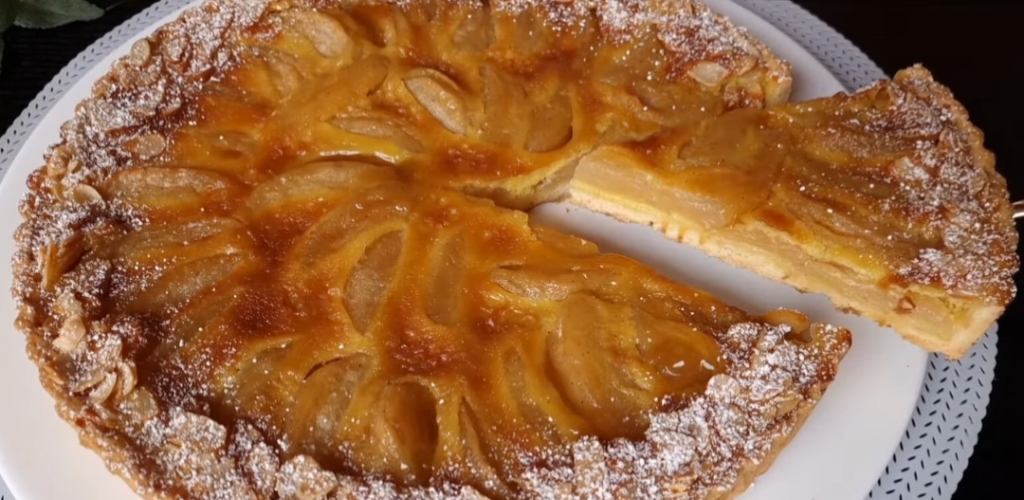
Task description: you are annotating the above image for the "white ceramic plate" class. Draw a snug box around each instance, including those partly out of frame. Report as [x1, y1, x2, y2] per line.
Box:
[0, 1, 929, 499]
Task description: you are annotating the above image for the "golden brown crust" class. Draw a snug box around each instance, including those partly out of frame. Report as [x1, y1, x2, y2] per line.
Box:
[888, 66, 1018, 302]
[9, 1, 844, 500]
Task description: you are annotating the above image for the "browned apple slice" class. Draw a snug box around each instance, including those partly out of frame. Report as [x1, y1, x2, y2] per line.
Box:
[346, 381, 439, 485]
[404, 68, 470, 135]
[525, 86, 574, 153]
[425, 233, 466, 326]
[269, 10, 355, 62]
[330, 114, 424, 153]
[288, 354, 374, 466]
[344, 230, 405, 334]
[546, 293, 659, 438]
[242, 161, 396, 231]
[479, 64, 528, 147]
[103, 167, 243, 220]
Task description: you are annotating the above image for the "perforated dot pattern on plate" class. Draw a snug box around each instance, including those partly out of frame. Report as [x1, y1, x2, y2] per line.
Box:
[865, 327, 997, 500]
[0, 1, 999, 499]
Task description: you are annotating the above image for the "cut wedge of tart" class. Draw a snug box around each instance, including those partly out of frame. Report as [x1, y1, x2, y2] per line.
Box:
[570, 66, 1018, 358]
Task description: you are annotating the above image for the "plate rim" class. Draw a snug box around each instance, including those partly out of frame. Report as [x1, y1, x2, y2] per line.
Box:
[0, 1, 928, 499]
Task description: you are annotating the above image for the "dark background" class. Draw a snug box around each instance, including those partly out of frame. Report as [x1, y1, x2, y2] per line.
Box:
[0, 0, 1020, 498]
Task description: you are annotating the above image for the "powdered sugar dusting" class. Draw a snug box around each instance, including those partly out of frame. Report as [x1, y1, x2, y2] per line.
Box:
[490, 0, 787, 81]
[12, 0, 269, 310]
[871, 67, 1018, 302]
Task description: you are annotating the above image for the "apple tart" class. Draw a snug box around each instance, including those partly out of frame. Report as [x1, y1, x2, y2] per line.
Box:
[6, 0, 1012, 499]
[570, 66, 1018, 358]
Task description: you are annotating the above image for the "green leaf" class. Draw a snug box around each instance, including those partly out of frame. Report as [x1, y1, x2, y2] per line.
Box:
[1, 0, 17, 32]
[13, 0, 103, 29]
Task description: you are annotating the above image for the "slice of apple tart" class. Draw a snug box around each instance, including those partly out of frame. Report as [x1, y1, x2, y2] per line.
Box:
[570, 66, 1018, 358]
